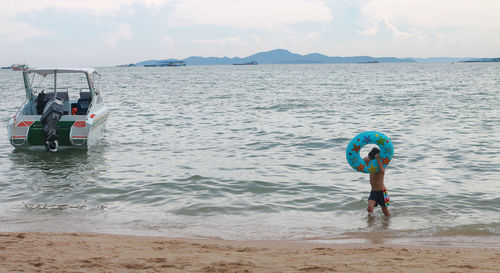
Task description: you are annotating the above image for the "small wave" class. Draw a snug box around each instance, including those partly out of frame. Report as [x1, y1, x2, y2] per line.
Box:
[23, 203, 97, 211]
[433, 223, 500, 236]
[172, 203, 278, 216]
[174, 175, 210, 182]
[253, 102, 315, 112]
[245, 141, 283, 151]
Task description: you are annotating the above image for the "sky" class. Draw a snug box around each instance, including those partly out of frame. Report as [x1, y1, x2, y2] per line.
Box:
[1, 0, 499, 66]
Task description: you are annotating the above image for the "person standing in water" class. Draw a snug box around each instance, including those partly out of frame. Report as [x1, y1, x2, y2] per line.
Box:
[364, 147, 390, 217]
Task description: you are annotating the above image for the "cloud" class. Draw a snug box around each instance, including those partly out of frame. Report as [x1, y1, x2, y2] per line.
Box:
[0, 21, 53, 43]
[0, 0, 170, 44]
[161, 35, 176, 52]
[361, 0, 500, 30]
[188, 36, 245, 47]
[307, 27, 328, 41]
[250, 34, 263, 45]
[357, 0, 500, 56]
[169, 0, 333, 28]
[1, 0, 171, 17]
[308, 32, 320, 40]
[358, 19, 409, 38]
[187, 34, 272, 51]
[183, 34, 275, 57]
[104, 23, 133, 46]
[162, 35, 174, 45]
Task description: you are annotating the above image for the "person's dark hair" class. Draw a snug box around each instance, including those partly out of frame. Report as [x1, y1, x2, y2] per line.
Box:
[368, 147, 380, 160]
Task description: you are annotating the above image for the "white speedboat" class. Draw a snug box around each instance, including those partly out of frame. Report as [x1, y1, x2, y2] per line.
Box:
[7, 68, 109, 152]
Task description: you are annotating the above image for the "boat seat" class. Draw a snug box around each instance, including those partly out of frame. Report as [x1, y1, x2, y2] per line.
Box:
[57, 92, 69, 101]
[44, 92, 69, 101]
[75, 98, 91, 115]
[80, 91, 91, 99]
[39, 92, 70, 114]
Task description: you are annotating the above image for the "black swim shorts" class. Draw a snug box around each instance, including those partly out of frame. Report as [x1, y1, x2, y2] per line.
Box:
[368, 189, 390, 207]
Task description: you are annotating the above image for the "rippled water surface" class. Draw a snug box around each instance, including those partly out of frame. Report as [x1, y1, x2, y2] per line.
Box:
[1, 63, 499, 244]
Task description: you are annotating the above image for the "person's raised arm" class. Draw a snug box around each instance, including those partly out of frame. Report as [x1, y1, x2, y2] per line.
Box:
[375, 153, 385, 173]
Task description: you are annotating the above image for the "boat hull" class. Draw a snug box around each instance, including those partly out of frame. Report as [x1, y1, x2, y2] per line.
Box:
[7, 108, 109, 150]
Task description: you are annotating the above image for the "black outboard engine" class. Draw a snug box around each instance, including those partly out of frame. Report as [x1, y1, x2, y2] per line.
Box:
[36, 91, 48, 115]
[40, 98, 64, 152]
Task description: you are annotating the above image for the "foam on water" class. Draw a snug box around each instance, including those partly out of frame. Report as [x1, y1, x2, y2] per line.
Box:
[0, 63, 499, 244]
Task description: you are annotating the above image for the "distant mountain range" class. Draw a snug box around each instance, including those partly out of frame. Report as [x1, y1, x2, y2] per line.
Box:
[127, 49, 497, 66]
[461, 57, 500, 63]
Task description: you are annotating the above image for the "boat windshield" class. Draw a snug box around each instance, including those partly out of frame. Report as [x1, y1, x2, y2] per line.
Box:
[28, 71, 94, 101]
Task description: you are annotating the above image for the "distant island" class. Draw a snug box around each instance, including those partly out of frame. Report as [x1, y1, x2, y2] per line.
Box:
[462, 58, 500, 63]
[233, 61, 258, 65]
[116, 49, 499, 67]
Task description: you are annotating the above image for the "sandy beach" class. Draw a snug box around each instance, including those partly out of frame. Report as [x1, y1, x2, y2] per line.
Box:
[1, 232, 499, 272]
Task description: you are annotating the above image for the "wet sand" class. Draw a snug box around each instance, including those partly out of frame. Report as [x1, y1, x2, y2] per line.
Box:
[1, 232, 499, 272]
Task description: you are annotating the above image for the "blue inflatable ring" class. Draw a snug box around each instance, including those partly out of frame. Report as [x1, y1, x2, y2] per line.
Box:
[346, 131, 394, 173]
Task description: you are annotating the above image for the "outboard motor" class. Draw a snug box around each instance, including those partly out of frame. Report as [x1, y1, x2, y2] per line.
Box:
[40, 98, 64, 152]
[36, 91, 48, 115]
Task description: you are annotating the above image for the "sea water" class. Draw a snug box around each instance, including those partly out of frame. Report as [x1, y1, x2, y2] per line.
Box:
[0, 63, 499, 246]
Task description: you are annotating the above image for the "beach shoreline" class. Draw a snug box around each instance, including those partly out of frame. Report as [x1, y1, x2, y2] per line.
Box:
[1, 232, 499, 272]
